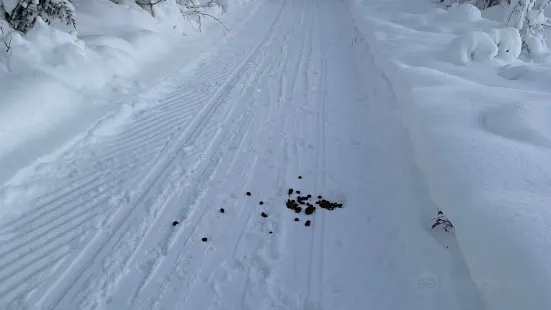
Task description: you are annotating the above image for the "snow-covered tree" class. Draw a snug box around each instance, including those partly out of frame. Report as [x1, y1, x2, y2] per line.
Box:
[440, 0, 506, 9]
[505, 0, 551, 54]
[135, 0, 165, 16]
[177, 0, 227, 32]
[2, 0, 75, 33]
[445, 0, 551, 55]
[110, 0, 227, 32]
[476, 0, 504, 9]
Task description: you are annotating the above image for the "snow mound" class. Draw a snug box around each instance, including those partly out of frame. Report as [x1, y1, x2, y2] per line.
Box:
[447, 27, 521, 64]
[401, 66, 479, 87]
[447, 31, 498, 64]
[487, 27, 522, 60]
[497, 64, 551, 91]
[498, 64, 534, 80]
[0, 74, 83, 157]
[524, 32, 549, 55]
[484, 102, 551, 147]
[447, 3, 481, 22]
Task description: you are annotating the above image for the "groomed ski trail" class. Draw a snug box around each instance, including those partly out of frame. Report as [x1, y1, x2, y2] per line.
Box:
[0, 0, 474, 309]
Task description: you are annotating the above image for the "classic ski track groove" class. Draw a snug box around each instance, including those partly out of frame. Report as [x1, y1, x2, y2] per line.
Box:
[0, 1, 285, 308]
[18, 1, 288, 309]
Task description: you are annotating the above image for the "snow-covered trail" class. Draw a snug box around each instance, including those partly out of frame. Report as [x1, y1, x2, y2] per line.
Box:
[0, 0, 474, 309]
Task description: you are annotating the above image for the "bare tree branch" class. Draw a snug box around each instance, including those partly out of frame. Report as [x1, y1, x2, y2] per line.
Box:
[4, 33, 12, 53]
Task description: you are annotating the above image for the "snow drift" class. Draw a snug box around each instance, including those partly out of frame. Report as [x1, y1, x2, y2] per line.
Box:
[0, 0, 250, 184]
[349, 0, 551, 309]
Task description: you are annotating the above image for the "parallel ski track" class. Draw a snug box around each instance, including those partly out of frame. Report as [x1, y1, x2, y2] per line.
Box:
[126, 1, 296, 309]
[308, 0, 329, 305]
[41, 3, 289, 309]
[122, 0, 314, 308]
[0, 0, 287, 308]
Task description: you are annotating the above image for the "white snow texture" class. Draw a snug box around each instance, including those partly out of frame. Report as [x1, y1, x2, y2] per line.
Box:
[351, 0, 551, 309]
[1, 0, 551, 309]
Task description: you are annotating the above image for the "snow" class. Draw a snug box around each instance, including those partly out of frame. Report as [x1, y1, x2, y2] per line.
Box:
[2, 0, 20, 15]
[1, 0, 551, 309]
[484, 100, 551, 147]
[447, 27, 522, 64]
[448, 3, 482, 21]
[0, 0, 476, 309]
[350, 0, 551, 309]
[448, 30, 499, 63]
[0, 0, 242, 184]
[491, 27, 523, 59]
[524, 31, 549, 54]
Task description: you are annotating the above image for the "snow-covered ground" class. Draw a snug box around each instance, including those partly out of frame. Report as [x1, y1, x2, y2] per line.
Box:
[351, 0, 551, 309]
[2, 0, 551, 309]
[0, 0, 482, 309]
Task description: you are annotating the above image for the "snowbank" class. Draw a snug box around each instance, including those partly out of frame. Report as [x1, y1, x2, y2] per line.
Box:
[349, 0, 551, 309]
[0, 0, 252, 184]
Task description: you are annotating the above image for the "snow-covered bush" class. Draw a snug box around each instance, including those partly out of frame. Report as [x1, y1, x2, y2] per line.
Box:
[487, 27, 522, 59]
[3, 0, 76, 33]
[447, 30, 499, 63]
[442, 0, 508, 9]
[445, 0, 551, 56]
[447, 0, 551, 55]
[475, 0, 506, 9]
[505, 0, 551, 54]
[447, 27, 522, 63]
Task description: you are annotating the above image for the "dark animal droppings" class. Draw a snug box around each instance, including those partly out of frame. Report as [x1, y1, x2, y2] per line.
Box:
[220, 208, 225, 213]
[298, 176, 302, 179]
[317, 199, 343, 211]
[269, 231, 273, 234]
[172, 221, 179, 226]
[202, 237, 208, 242]
[261, 212, 268, 218]
[259, 201, 264, 205]
[246, 192, 252, 196]
[283, 187, 342, 219]
[305, 205, 316, 215]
